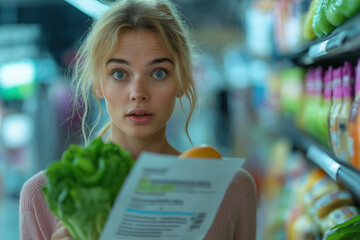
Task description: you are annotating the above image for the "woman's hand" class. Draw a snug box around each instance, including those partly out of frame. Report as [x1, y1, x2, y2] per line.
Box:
[51, 221, 73, 240]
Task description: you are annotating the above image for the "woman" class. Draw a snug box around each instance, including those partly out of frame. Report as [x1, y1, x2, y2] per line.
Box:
[19, 0, 257, 239]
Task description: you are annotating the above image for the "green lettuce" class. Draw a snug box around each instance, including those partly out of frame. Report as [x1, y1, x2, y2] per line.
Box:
[324, 215, 360, 240]
[42, 138, 134, 240]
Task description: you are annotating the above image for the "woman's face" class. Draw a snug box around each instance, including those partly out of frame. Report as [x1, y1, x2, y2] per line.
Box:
[97, 29, 179, 139]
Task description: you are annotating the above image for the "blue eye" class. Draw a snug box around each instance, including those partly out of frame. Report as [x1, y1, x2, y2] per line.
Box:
[152, 69, 168, 79]
[112, 70, 126, 80]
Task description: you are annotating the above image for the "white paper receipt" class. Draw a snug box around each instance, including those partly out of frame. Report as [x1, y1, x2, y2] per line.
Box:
[100, 152, 244, 240]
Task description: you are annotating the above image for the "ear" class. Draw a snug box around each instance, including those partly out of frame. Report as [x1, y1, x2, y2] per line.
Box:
[94, 83, 104, 99]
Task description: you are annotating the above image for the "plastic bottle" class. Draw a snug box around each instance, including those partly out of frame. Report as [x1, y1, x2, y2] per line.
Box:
[318, 66, 333, 148]
[308, 66, 323, 139]
[329, 67, 343, 157]
[303, 67, 315, 133]
[348, 59, 360, 168]
[337, 62, 355, 162]
[280, 67, 306, 117]
[296, 76, 307, 130]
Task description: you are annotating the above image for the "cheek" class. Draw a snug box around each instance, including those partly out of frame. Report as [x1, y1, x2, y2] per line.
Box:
[102, 80, 125, 103]
[158, 88, 177, 113]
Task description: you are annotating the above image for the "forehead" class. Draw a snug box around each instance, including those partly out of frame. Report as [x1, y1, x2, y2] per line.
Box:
[110, 30, 172, 59]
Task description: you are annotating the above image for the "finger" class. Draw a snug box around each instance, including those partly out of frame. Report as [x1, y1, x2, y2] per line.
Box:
[56, 221, 63, 229]
[52, 225, 70, 239]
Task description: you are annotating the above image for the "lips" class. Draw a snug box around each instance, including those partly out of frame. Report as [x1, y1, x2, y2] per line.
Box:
[126, 109, 153, 124]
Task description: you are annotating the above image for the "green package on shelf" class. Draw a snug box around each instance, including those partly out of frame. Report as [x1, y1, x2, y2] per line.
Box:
[326, 0, 360, 28]
[326, 0, 347, 27]
[313, 0, 336, 37]
[304, 0, 319, 40]
[337, 0, 360, 18]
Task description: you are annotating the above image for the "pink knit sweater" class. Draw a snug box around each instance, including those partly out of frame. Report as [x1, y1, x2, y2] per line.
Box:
[19, 168, 257, 240]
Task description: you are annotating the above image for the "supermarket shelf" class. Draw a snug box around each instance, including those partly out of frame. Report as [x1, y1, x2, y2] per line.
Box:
[286, 13, 360, 66]
[279, 118, 360, 202]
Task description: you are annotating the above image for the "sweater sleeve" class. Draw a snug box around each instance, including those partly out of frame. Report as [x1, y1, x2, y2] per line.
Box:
[233, 169, 257, 240]
[203, 168, 257, 240]
[19, 171, 58, 240]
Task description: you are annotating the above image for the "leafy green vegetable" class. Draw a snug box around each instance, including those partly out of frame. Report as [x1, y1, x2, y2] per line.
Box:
[324, 215, 360, 240]
[42, 138, 135, 240]
[330, 215, 360, 230]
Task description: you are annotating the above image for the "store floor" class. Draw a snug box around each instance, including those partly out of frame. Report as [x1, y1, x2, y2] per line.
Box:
[0, 196, 20, 240]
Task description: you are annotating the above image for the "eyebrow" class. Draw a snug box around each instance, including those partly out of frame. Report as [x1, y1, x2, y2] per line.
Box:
[106, 57, 173, 66]
[150, 58, 173, 65]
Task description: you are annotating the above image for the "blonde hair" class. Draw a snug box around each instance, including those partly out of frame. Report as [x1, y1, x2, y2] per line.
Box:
[71, 0, 197, 145]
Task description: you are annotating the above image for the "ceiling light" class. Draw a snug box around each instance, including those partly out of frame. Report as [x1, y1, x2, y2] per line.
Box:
[65, 0, 109, 19]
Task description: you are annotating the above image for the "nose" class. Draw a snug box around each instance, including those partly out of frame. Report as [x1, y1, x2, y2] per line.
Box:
[129, 78, 149, 102]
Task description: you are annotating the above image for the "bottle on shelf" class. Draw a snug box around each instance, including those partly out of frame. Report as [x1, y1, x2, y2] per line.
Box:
[329, 67, 343, 158]
[301, 67, 315, 131]
[349, 59, 360, 168]
[307, 66, 323, 140]
[318, 66, 333, 148]
[337, 61, 355, 162]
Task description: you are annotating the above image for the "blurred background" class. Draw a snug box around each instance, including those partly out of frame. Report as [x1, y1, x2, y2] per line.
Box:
[1, 0, 360, 239]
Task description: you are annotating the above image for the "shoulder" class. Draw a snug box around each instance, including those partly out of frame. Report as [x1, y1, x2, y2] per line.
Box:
[20, 171, 58, 239]
[204, 168, 257, 240]
[223, 168, 257, 209]
[20, 171, 48, 211]
[231, 168, 257, 195]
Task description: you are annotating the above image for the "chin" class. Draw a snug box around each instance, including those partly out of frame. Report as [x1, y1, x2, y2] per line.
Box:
[128, 129, 156, 139]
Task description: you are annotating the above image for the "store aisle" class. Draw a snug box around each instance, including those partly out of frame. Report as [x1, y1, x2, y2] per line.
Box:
[0, 196, 20, 240]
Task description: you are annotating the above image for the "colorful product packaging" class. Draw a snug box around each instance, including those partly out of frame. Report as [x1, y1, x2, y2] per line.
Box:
[318, 66, 333, 148]
[337, 61, 355, 162]
[329, 67, 343, 158]
[349, 59, 360, 168]
[306, 66, 323, 139]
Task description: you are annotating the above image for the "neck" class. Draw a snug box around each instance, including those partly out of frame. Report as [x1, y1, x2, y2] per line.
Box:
[111, 125, 179, 160]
